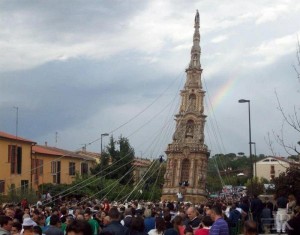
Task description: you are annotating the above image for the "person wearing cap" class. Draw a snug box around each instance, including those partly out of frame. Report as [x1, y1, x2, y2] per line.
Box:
[0, 215, 13, 235]
[22, 217, 37, 235]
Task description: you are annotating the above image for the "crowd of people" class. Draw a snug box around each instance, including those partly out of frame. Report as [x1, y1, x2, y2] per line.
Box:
[0, 192, 300, 235]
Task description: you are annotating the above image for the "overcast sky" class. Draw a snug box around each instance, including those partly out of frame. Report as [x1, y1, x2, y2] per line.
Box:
[1, 0, 300, 159]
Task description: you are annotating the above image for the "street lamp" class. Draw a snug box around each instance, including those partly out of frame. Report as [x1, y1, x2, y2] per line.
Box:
[250, 142, 257, 178]
[238, 99, 253, 194]
[100, 133, 109, 200]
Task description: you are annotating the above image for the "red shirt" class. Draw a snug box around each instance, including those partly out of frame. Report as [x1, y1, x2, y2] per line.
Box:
[194, 228, 210, 235]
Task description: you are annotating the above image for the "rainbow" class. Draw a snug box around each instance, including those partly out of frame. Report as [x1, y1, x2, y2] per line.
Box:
[207, 74, 239, 114]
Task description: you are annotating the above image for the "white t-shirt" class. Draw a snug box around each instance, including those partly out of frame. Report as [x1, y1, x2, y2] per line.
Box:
[148, 229, 164, 235]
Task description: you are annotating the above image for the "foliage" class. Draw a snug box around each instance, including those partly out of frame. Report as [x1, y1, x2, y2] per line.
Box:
[38, 183, 70, 198]
[91, 136, 135, 185]
[267, 41, 300, 156]
[272, 166, 300, 197]
[5, 185, 38, 204]
[245, 177, 264, 196]
[206, 153, 252, 192]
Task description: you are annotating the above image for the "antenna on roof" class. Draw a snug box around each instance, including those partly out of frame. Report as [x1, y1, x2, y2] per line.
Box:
[13, 106, 19, 138]
[55, 131, 58, 147]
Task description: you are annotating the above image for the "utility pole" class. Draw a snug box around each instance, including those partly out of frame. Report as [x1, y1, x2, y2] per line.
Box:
[13, 106, 19, 137]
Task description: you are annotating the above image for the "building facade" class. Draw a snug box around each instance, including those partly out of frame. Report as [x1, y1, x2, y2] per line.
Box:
[0, 131, 36, 194]
[0, 131, 96, 195]
[32, 145, 96, 188]
[161, 11, 210, 203]
[255, 156, 296, 180]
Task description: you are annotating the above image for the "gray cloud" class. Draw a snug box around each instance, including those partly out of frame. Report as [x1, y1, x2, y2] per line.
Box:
[1, 0, 300, 157]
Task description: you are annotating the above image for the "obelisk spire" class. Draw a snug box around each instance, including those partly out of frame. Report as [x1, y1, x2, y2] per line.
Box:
[188, 10, 201, 70]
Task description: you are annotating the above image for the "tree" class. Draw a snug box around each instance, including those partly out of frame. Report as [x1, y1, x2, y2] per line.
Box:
[245, 177, 264, 196]
[267, 41, 300, 156]
[91, 136, 135, 185]
[272, 166, 300, 198]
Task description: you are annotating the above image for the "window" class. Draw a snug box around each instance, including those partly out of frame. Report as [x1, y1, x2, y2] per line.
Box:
[51, 161, 61, 184]
[69, 162, 76, 176]
[0, 180, 4, 193]
[8, 145, 22, 174]
[32, 159, 43, 185]
[270, 165, 275, 179]
[81, 162, 88, 175]
[21, 180, 29, 192]
[32, 159, 43, 175]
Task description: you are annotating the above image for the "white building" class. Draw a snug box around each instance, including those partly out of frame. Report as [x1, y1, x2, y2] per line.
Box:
[255, 157, 298, 180]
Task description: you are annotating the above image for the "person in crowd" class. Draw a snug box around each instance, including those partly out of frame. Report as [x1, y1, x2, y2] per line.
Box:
[260, 202, 272, 234]
[185, 206, 201, 230]
[239, 197, 250, 220]
[21, 199, 28, 210]
[44, 214, 64, 235]
[100, 207, 128, 235]
[148, 217, 166, 235]
[183, 226, 193, 235]
[33, 226, 43, 235]
[243, 220, 258, 235]
[59, 207, 68, 224]
[0, 215, 13, 235]
[275, 192, 288, 234]
[286, 205, 300, 235]
[31, 209, 40, 225]
[209, 205, 229, 235]
[287, 194, 297, 219]
[164, 213, 173, 230]
[36, 213, 47, 233]
[102, 216, 111, 228]
[22, 218, 37, 235]
[84, 210, 99, 235]
[144, 209, 155, 233]
[65, 219, 93, 235]
[128, 215, 147, 235]
[102, 199, 110, 214]
[165, 215, 185, 235]
[11, 221, 22, 235]
[194, 215, 213, 235]
[121, 208, 133, 228]
[45, 208, 59, 227]
[228, 203, 241, 227]
[61, 215, 74, 234]
[250, 195, 263, 231]
[4, 207, 15, 220]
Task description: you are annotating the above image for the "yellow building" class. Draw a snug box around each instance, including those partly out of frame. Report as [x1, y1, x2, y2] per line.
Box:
[0, 131, 97, 195]
[132, 158, 152, 184]
[32, 144, 97, 187]
[0, 131, 36, 195]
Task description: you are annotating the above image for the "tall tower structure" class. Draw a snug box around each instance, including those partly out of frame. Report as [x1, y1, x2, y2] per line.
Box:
[161, 11, 209, 203]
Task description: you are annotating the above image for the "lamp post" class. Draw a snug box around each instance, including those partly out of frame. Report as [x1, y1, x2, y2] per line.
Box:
[100, 133, 109, 200]
[238, 99, 253, 194]
[250, 142, 257, 178]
